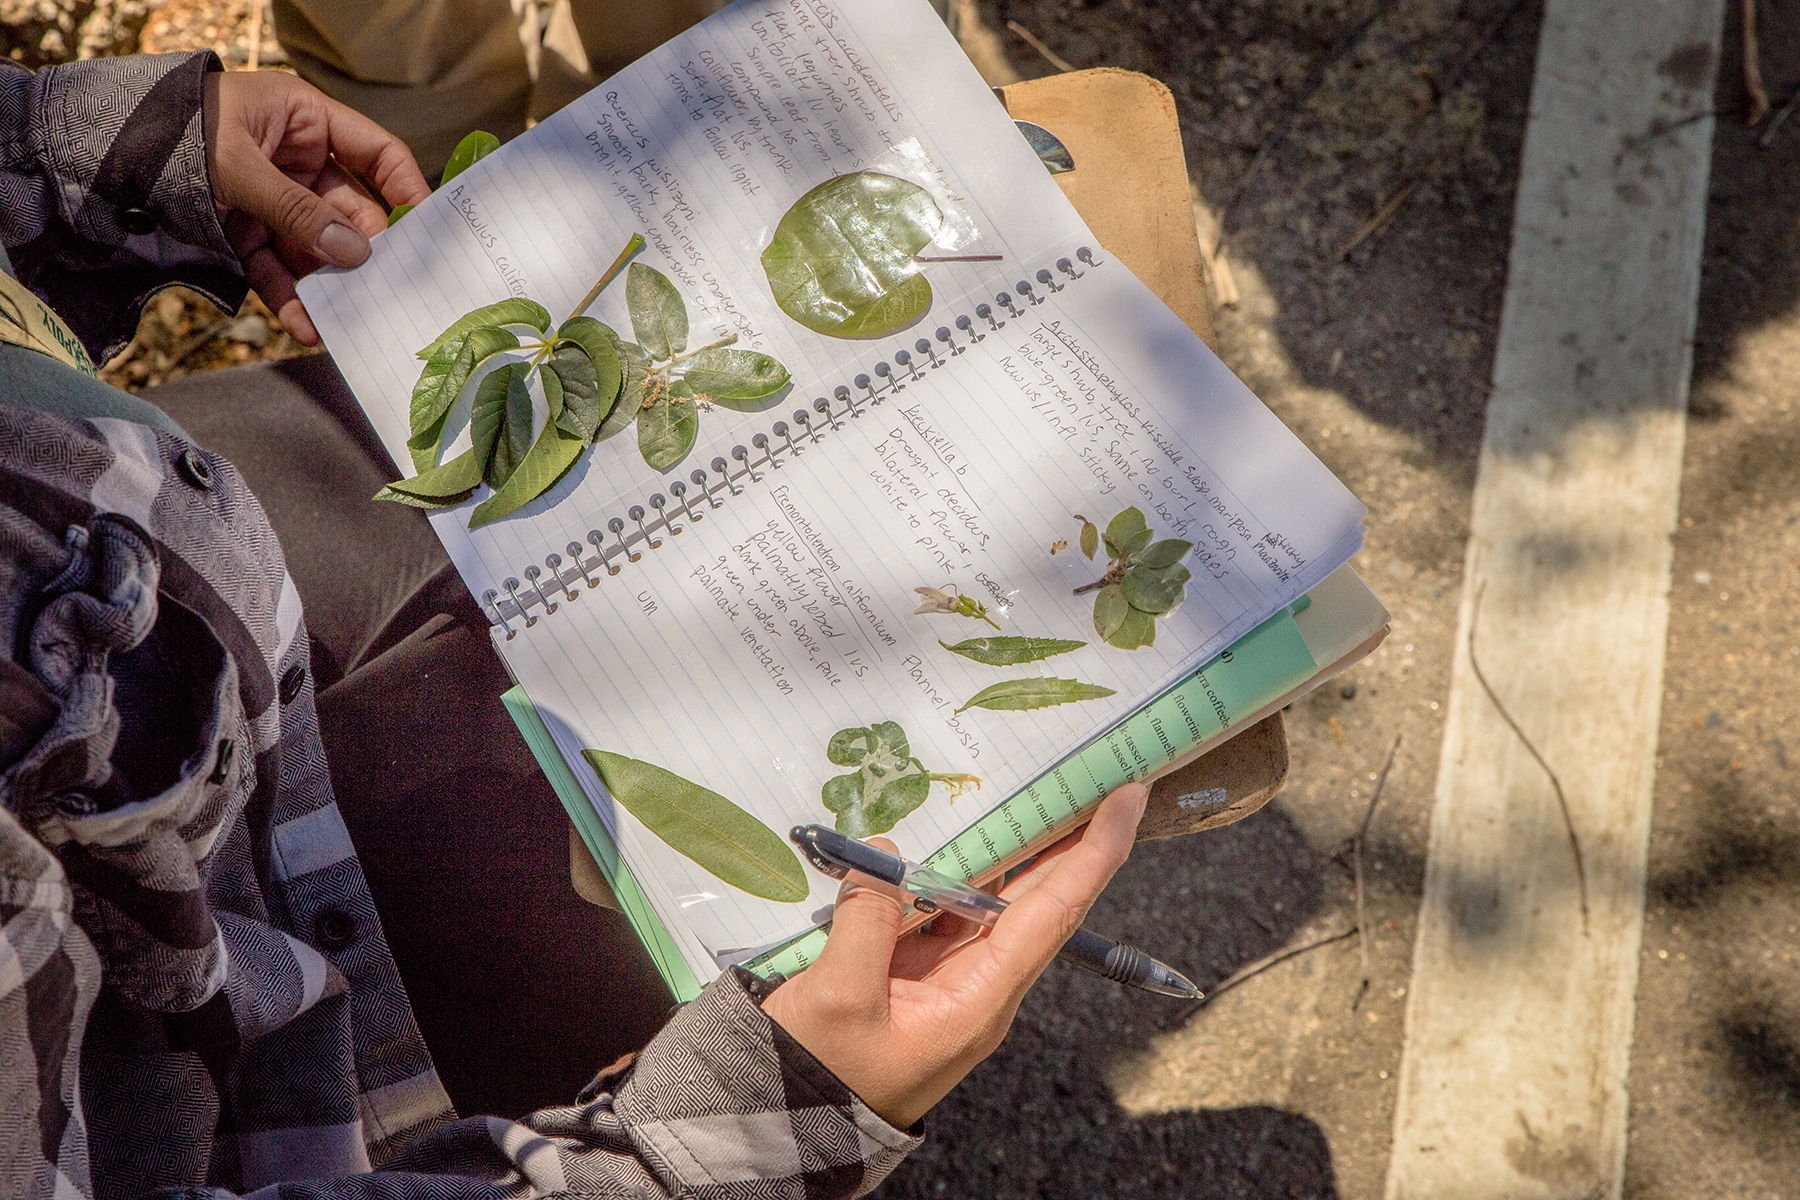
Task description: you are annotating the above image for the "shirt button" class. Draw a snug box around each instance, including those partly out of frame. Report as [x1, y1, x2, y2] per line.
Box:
[314, 908, 357, 950]
[279, 662, 307, 705]
[120, 207, 158, 236]
[176, 446, 214, 490]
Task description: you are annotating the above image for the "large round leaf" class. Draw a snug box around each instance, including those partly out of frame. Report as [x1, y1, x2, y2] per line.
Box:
[761, 172, 943, 339]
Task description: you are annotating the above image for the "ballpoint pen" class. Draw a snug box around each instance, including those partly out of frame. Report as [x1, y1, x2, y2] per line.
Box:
[790, 824, 1202, 1000]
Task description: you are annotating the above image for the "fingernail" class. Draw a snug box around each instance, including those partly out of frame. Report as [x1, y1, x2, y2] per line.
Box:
[1121, 781, 1149, 815]
[315, 221, 369, 267]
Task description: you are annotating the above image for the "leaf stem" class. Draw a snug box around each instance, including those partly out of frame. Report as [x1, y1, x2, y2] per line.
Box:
[913, 254, 1005, 262]
[566, 233, 645, 324]
[666, 334, 740, 367]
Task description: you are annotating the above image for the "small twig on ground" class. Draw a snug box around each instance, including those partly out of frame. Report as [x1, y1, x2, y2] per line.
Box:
[1435, 0, 1531, 97]
[1005, 20, 1074, 73]
[1744, 0, 1770, 125]
[1351, 732, 1402, 1011]
[1467, 581, 1590, 934]
[1758, 87, 1800, 147]
[1160, 924, 1359, 1030]
[1615, 109, 1717, 167]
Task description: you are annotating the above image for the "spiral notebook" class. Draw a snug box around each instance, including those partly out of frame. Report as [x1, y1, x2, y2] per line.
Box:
[297, 0, 1368, 986]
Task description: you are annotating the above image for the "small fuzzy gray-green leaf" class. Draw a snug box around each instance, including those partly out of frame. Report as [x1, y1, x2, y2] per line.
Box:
[416, 299, 547, 360]
[1122, 566, 1185, 614]
[1103, 507, 1147, 557]
[1108, 606, 1158, 650]
[1093, 584, 1128, 640]
[583, 750, 807, 903]
[440, 130, 500, 184]
[954, 678, 1118, 714]
[547, 344, 602, 439]
[638, 378, 697, 470]
[1079, 519, 1099, 560]
[1120, 527, 1155, 558]
[1137, 538, 1193, 570]
[682, 347, 791, 402]
[760, 172, 942, 339]
[627, 262, 688, 360]
[938, 636, 1086, 666]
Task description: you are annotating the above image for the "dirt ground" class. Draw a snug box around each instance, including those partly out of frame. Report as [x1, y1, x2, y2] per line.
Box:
[7, 1, 1797, 1197]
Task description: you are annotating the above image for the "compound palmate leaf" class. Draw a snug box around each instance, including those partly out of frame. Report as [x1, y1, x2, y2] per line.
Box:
[955, 678, 1117, 714]
[583, 750, 807, 903]
[416, 298, 548, 360]
[762, 172, 943, 339]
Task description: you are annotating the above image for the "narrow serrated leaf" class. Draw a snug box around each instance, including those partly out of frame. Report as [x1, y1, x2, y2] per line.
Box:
[938, 636, 1086, 666]
[441, 130, 500, 184]
[471, 362, 534, 486]
[1079, 518, 1099, 560]
[416, 299, 549, 360]
[681, 347, 790, 402]
[546, 345, 601, 439]
[627, 262, 687, 360]
[408, 326, 520, 466]
[638, 378, 697, 470]
[583, 750, 807, 902]
[380, 448, 483, 501]
[954, 678, 1117, 714]
[1137, 538, 1193, 570]
[469, 422, 584, 528]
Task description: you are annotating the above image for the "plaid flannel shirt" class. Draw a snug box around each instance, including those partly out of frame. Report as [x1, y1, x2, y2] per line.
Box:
[0, 51, 918, 1200]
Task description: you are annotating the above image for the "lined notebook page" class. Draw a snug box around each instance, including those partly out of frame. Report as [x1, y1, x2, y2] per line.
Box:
[505, 258, 1364, 971]
[294, 0, 1367, 981]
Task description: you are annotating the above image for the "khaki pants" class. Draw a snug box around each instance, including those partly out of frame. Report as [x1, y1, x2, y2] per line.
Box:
[273, 0, 726, 178]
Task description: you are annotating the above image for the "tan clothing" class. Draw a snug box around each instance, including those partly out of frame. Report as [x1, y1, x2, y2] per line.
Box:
[273, 0, 725, 178]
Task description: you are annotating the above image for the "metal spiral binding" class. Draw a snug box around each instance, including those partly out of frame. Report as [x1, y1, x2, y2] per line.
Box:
[482, 250, 1098, 635]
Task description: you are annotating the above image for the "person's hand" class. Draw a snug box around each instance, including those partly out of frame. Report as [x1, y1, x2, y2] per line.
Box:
[760, 781, 1149, 1128]
[202, 71, 430, 344]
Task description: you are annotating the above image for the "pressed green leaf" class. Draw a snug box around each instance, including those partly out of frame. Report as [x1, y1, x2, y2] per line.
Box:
[583, 750, 807, 902]
[1119, 527, 1155, 559]
[1093, 583, 1128, 641]
[638, 378, 698, 471]
[938, 636, 1086, 666]
[441, 130, 501, 184]
[627, 262, 688, 360]
[761, 172, 943, 339]
[470, 362, 534, 486]
[1103, 508, 1146, 558]
[372, 485, 464, 509]
[954, 678, 1118, 714]
[1079, 518, 1099, 560]
[408, 326, 520, 467]
[597, 339, 650, 443]
[820, 721, 931, 838]
[387, 204, 414, 226]
[380, 448, 483, 502]
[681, 347, 791, 402]
[1137, 538, 1193, 570]
[546, 344, 602, 439]
[1122, 565, 1187, 614]
[469, 423, 585, 528]
[1107, 606, 1158, 650]
[416, 299, 549, 360]
[555, 315, 623, 407]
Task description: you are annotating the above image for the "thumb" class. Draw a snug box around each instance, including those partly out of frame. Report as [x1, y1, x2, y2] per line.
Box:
[229, 148, 370, 269]
[809, 846, 907, 1001]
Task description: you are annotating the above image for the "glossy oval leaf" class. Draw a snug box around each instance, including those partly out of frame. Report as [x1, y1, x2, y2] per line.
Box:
[627, 262, 687, 360]
[441, 130, 501, 184]
[681, 347, 790, 402]
[761, 172, 943, 339]
[583, 750, 807, 902]
[1093, 583, 1128, 641]
[638, 379, 698, 470]
[1108, 606, 1158, 650]
[1137, 538, 1193, 570]
[938, 636, 1086, 666]
[546, 344, 602, 440]
[471, 362, 534, 486]
[416, 298, 549, 360]
[409, 326, 521, 467]
[954, 678, 1117, 714]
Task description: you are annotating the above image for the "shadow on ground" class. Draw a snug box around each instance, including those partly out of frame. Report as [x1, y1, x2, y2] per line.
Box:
[877, 803, 1339, 1199]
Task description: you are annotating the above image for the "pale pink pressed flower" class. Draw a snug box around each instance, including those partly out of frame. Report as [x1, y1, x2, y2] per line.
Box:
[911, 585, 1000, 630]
